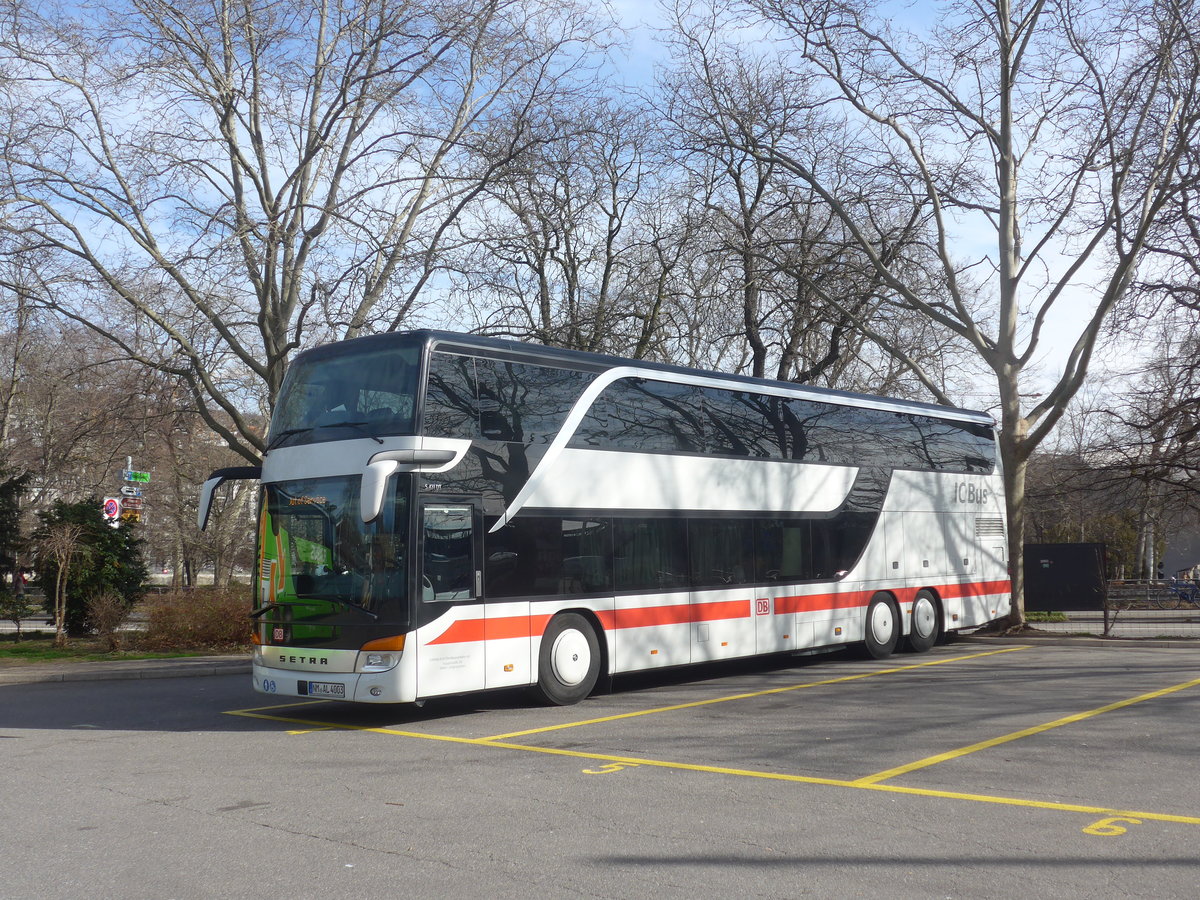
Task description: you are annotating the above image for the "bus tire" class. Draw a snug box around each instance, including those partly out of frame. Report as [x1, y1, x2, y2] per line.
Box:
[863, 593, 900, 659]
[905, 590, 941, 653]
[535, 613, 600, 706]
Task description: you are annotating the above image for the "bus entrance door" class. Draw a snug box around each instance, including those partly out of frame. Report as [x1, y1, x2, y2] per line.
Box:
[415, 498, 486, 698]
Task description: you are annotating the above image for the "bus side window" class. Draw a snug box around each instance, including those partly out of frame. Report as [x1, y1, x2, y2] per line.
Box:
[425, 353, 478, 438]
[422, 505, 475, 602]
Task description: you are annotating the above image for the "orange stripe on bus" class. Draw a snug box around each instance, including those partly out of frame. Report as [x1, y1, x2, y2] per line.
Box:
[424, 579, 1012, 646]
[774, 590, 875, 615]
[939, 579, 1012, 599]
[613, 599, 749, 630]
[613, 605, 691, 629]
[427, 614, 555, 645]
[775, 579, 1011, 615]
[426, 602, 747, 645]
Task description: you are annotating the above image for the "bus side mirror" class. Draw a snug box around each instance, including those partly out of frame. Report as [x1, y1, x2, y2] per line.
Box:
[359, 448, 459, 523]
[197, 466, 262, 531]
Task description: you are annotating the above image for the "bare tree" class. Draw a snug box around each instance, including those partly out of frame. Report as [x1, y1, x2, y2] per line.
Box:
[723, 0, 1200, 625]
[0, 0, 612, 461]
[451, 96, 659, 354]
[659, 0, 977, 396]
[39, 521, 85, 647]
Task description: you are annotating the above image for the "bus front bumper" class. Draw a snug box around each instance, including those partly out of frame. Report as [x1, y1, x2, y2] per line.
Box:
[251, 659, 414, 704]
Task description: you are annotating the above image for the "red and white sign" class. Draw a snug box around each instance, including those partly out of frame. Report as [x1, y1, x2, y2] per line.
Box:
[102, 497, 120, 520]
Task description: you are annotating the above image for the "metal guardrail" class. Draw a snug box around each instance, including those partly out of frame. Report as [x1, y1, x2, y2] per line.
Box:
[1106, 580, 1200, 611]
[1034, 581, 1200, 638]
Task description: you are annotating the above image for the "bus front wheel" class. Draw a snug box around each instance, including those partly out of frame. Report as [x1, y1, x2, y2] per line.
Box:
[535, 613, 600, 705]
[864, 594, 900, 659]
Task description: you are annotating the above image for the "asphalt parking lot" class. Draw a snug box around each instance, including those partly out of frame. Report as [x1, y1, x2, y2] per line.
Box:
[2, 639, 1198, 898]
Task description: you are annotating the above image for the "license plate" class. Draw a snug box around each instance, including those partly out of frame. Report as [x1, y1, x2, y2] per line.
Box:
[302, 681, 346, 698]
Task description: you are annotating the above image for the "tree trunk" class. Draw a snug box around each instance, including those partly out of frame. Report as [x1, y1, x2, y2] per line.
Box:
[1000, 421, 1028, 630]
[53, 566, 68, 648]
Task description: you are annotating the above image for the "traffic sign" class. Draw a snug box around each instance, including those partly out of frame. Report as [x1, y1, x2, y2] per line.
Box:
[102, 497, 120, 520]
[121, 497, 144, 510]
[120, 486, 142, 497]
[122, 470, 151, 483]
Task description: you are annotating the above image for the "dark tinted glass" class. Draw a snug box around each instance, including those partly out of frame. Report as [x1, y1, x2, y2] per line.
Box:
[422, 504, 475, 601]
[598, 378, 706, 452]
[688, 519, 755, 587]
[904, 415, 994, 472]
[424, 353, 478, 438]
[485, 516, 612, 597]
[701, 389, 754, 457]
[452, 358, 997, 473]
[574, 396, 609, 446]
[755, 519, 811, 582]
[270, 344, 420, 447]
[811, 512, 876, 578]
[613, 518, 689, 592]
[476, 358, 590, 444]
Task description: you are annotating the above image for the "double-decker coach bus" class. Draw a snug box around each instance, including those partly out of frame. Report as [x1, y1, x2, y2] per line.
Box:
[199, 331, 1010, 705]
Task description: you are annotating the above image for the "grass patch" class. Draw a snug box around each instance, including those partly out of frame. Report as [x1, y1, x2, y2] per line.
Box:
[0, 635, 224, 665]
[1026, 611, 1069, 623]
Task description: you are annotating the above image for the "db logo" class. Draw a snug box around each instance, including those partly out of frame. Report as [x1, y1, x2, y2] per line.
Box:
[756, 598, 771, 616]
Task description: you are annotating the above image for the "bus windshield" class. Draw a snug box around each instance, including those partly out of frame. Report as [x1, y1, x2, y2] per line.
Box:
[269, 343, 421, 448]
[258, 476, 409, 624]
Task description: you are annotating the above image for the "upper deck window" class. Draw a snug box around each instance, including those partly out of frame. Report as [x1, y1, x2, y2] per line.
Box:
[270, 344, 420, 449]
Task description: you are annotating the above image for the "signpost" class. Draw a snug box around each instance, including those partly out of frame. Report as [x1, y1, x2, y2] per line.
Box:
[115, 458, 149, 526]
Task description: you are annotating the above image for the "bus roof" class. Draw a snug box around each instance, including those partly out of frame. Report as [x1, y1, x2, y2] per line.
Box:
[291, 329, 994, 426]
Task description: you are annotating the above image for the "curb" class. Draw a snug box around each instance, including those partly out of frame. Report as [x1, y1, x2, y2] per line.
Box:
[0, 655, 251, 686]
[960, 634, 1199, 650]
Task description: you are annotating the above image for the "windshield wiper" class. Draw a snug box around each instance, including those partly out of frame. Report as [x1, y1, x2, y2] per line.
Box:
[251, 598, 379, 621]
[267, 427, 313, 449]
[316, 420, 384, 444]
[326, 597, 380, 620]
[250, 602, 284, 619]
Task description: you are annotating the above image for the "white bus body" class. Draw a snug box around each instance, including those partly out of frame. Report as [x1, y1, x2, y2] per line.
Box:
[200, 331, 1009, 705]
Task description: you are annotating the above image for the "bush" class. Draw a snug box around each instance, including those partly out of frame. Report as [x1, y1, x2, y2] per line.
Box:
[32, 497, 147, 636]
[86, 591, 129, 651]
[0, 589, 39, 640]
[138, 587, 252, 651]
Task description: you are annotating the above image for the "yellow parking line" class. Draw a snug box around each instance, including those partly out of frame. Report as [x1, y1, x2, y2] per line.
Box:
[226, 707, 490, 743]
[226, 699, 332, 715]
[855, 674, 1200, 786]
[484, 646, 1030, 741]
[478, 739, 1200, 826]
[222, 705, 1200, 827]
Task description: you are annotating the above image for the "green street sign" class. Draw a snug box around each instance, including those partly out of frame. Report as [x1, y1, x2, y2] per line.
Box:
[123, 470, 151, 483]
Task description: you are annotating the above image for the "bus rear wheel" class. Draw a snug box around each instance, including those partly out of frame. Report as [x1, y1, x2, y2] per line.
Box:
[905, 590, 941, 653]
[864, 594, 900, 659]
[535, 613, 600, 705]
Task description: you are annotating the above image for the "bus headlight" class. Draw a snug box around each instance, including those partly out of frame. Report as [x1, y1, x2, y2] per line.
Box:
[360, 652, 397, 672]
[357, 635, 405, 673]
